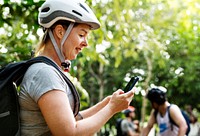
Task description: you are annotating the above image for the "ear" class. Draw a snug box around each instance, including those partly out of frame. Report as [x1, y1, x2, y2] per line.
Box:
[54, 24, 64, 39]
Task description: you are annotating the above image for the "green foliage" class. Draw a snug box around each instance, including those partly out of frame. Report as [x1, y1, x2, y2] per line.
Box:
[1, 0, 200, 134]
[0, 0, 43, 66]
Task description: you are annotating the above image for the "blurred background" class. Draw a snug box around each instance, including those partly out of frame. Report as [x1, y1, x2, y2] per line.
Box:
[0, 0, 200, 135]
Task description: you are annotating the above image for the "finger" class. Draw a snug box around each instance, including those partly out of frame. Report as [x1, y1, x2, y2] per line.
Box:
[115, 89, 124, 95]
[125, 90, 134, 97]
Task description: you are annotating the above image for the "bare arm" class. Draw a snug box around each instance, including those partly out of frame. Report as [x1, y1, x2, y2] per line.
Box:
[128, 130, 140, 136]
[38, 89, 134, 136]
[169, 105, 187, 136]
[79, 95, 111, 119]
[141, 110, 156, 136]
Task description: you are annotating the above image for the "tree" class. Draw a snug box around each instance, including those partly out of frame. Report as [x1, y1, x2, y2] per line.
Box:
[1, 0, 200, 135]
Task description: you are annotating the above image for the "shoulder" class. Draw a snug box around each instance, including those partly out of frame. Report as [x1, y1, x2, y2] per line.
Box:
[168, 104, 182, 118]
[28, 62, 57, 72]
[121, 119, 128, 124]
[168, 104, 180, 113]
[26, 62, 62, 78]
[22, 62, 66, 89]
[168, 104, 186, 126]
[196, 122, 200, 126]
[21, 63, 67, 102]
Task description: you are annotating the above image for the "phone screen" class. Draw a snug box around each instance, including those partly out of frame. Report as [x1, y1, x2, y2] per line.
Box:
[124, 76, 139, 92]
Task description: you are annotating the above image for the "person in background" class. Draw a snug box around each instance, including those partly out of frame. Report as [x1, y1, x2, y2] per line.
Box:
[141, 88, 188, 136]
[188, 114, 200, 136]
[121, 106, 140, 136]
[133, 119, 140, 133]
[19, 0, 135, 135]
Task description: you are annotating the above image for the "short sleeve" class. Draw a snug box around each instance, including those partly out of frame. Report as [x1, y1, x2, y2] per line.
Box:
[22, 63, 68, 103]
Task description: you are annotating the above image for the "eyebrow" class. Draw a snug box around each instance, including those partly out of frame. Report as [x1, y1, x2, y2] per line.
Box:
[80, 29, 89, 34]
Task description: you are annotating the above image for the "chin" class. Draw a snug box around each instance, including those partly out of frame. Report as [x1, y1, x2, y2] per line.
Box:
[66, 55, 77, 60]
[71, 56, 77, 60]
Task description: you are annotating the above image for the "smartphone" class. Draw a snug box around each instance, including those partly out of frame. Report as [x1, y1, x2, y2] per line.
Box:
[124, 76, 139, 92]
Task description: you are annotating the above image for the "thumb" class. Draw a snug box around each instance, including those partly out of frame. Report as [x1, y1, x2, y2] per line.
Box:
[125, 89, 135, 97]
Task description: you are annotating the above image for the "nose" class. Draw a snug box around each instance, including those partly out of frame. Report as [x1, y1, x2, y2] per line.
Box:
[81, 37, 88, 47]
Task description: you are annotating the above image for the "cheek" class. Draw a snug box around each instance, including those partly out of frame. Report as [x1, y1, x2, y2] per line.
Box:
[62, 42, 72, 58]
[62, 39, 79, 58]
[67, 35, 80, 47]
[63, 37, 76, 50]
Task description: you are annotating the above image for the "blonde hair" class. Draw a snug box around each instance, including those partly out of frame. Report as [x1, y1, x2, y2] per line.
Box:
[34, 29, 49, 57]
[34, 41, 45, 57]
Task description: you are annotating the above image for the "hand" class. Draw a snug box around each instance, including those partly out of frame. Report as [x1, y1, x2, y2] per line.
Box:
[102, 95, 112, 104]
[108, 89, 134, 114]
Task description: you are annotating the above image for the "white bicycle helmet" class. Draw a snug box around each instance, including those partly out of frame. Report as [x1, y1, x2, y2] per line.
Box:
[38, 0, 100, 71]
[38, 0, 100, 30]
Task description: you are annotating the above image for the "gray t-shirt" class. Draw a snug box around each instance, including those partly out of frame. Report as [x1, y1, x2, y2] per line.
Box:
[121, 119, 135, 136]
[19, 61, 75, 136]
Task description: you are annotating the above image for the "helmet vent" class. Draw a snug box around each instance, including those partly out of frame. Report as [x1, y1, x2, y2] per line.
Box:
[72, 10, 82, 17]
[79, 3, 89, 13]
[41, 7, 50, 12]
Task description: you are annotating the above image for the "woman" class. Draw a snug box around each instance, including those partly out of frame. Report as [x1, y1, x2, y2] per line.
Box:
[19, 0, 134, 135]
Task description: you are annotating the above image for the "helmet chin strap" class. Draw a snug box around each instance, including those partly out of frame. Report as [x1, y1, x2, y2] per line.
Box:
[48, 22, 74, 72]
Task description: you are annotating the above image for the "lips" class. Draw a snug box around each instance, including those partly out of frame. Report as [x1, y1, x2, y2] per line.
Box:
[76, 47, 82, 53]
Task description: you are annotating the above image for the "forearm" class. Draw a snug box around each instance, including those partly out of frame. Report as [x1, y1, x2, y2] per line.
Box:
[128, 130, 140, 136]
[43, 90, 134, 136]
[178, 126, 187, 136]
[178, 131, 186, 136]
[140, 122, 154, 136]
[76, 91, 134, 135]
[140, 127, 150, 136]
[75, 104, 115, 136]
[80, 96, 110, 118]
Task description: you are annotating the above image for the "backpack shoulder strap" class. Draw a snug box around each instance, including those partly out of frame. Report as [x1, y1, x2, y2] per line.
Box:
[27, 56, 80, 116]
[167, 104, 176, 125]
[167, 104, 177, 132]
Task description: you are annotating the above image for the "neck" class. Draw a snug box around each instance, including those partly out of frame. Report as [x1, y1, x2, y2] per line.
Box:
[39, 41, 62, 67]
[127, 117, 133, 122]
[158, 101, 170, 116]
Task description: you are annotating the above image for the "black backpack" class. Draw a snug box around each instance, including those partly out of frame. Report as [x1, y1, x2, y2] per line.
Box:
[116, 118, 123, 136]
[116, 118, 128, 136]
[0, 56, 80, 136]
[154, 104, 190, 135]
